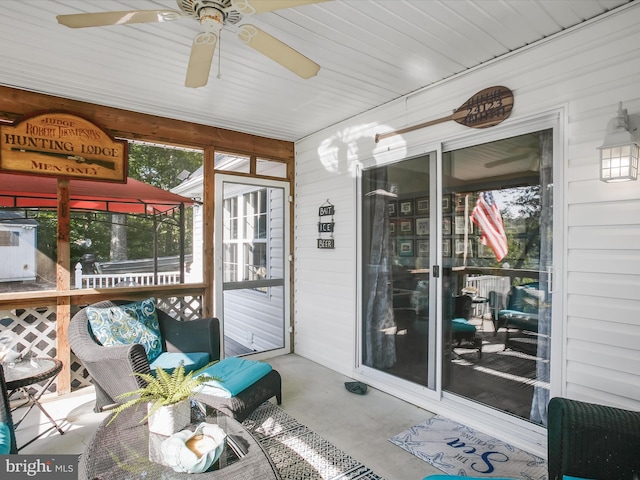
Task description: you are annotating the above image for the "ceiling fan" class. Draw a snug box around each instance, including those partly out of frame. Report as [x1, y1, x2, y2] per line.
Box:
[56, 0, 329, 88]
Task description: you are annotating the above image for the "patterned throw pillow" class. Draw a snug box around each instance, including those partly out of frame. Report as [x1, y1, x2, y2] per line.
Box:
[86, 297, 163, 363]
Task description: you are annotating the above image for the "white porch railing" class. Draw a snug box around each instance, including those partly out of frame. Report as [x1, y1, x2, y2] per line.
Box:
[74, 263, 181, 289]
[465, 275, 511, 299]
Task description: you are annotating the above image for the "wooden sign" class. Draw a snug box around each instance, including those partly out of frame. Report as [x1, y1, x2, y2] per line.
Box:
[0, 111, 128, 182]
[375, 86, 514, 143]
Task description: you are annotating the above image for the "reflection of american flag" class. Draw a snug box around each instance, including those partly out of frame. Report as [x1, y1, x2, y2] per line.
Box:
[471, 192, 508, 261]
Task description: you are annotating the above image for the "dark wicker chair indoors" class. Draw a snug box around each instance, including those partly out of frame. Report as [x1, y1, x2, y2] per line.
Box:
[0, 364, 18, 454]
[69, 299, 281, 421]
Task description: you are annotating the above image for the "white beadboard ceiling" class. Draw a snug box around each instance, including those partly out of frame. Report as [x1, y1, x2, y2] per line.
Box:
[0, 0, 632, 143]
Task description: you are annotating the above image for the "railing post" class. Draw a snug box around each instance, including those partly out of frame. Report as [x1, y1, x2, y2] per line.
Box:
[74, 262, 83, 289]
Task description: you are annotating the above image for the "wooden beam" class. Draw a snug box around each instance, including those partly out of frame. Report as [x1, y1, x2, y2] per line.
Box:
[0, 85, 294, 161]
[56, 179, 71, 395]
[203, 147, 215, 319]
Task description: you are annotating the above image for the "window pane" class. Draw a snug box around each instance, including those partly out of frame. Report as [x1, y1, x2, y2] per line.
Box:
[361, 155, 431, 387]
[224, 198, 238, 240]
[224, 243, 238, 282]
[441, 130, 553, 426]
[215, 152, 250, 173]
[256, 158, 287, 178]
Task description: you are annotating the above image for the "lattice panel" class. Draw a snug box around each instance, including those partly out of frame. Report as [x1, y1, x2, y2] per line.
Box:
[0, 306, 59, 397]
[1, 294, 204, 398]
[157, 295, 203, 321]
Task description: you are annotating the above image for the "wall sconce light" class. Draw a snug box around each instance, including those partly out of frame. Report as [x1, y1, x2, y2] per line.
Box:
[598, 101, 639, 182]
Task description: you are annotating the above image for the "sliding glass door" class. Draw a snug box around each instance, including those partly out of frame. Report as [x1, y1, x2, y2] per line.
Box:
[442, 130, 553, 425]
[361, 154, 436, 389]
[361, 128, 554, 425]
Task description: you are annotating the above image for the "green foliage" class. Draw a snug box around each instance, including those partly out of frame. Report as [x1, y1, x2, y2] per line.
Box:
[32, 143, 202, 265]
[107, 361, 219, 425]
[128, 143, 202, 191]
[503, 185, 541, 270]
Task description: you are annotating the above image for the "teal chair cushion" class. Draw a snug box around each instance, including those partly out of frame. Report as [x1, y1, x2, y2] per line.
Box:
[452, 317, 476, 333]
[149, 351, 210, 374]
[86, 297, 163, 363]
[196, 357, 273, 398]
[0, 422, 11, 454]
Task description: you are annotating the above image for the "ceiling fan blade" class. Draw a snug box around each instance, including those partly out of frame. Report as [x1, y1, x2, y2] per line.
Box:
[185, 32, 218, 88]
[238, 25, 320, 79]
[56, 10, 183, 28]
[236, 0, 331, 15]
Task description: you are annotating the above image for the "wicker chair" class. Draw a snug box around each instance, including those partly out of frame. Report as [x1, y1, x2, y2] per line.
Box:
[423, 397, 640, 480]
[69, 299, 282, 421]
[69, 300, 221, 412]
[0, 364, 18, 454]
[547, 397, 640, 480]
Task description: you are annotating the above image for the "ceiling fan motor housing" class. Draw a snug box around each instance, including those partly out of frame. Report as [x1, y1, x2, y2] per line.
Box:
[177, 0, 242, 26]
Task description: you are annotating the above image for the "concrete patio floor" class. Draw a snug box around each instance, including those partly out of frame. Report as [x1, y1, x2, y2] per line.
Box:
[13, 353, 438, 480]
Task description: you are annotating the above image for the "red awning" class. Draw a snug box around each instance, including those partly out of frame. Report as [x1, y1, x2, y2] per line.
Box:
[0, 173, 194, 214]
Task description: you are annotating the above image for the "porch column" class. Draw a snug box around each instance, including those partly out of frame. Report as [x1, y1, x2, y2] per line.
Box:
[56, 179, 71, 395]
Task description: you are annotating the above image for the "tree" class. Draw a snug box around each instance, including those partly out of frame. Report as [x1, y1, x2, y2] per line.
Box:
[109, 144, 203, 261]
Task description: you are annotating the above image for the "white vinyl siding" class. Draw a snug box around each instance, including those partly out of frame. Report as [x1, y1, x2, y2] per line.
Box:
[293, 5, 640, 454]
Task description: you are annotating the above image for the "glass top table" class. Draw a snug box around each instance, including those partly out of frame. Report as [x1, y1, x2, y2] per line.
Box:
[79, 402, 281, 480]
[2, 356, 65, 450]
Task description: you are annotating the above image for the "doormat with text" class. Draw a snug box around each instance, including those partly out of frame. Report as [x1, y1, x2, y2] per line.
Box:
[389, 415, 547, 479]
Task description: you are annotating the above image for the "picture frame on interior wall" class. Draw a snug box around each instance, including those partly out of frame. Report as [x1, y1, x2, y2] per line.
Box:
[399, 219, 414, 235]
[416, 197, 429, 214]
[389, 220, 397, 237]
[398, 239, 413, 256]
[455, 193, 468, 213]
[443, 239, 451, 257]
[455, 238, 472, 255]
[399, 199, 414, 216]
[443, 217, 452, 235]
[389, 201, 397, 217]
[416, 217, 429, 236]
[454, 216, 467, 234]
[442, 195, 452, 213]
[417, 240, 429, 256]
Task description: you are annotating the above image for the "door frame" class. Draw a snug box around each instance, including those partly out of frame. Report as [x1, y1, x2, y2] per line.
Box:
[214, 173, 292, 360]
[354, 108, 564, 456]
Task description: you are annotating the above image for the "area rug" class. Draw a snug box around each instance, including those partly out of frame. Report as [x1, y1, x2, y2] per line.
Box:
[389, 415, 547, 479]
[243, 402, 385, 480]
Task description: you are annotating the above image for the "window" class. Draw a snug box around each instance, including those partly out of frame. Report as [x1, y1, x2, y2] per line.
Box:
[0, 231, 19, 247]
[223, 188, 268, 292]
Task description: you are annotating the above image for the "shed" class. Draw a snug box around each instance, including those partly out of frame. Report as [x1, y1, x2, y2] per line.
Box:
[0, 210, 38, 282]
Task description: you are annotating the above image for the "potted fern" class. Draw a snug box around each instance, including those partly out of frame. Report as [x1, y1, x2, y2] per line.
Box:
[108, 362, 218, 436]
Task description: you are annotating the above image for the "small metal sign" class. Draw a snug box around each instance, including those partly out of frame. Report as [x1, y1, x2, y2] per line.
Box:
[317, 239, 334, 249]
[318, 205, 334, 216]
[317, 199, 335, 249]
[318, 222, 334, 233]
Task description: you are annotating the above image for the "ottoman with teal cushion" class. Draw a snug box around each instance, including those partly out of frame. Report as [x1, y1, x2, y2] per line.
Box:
[451, 317, 482, 358]
[192, 357, 282, 422]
